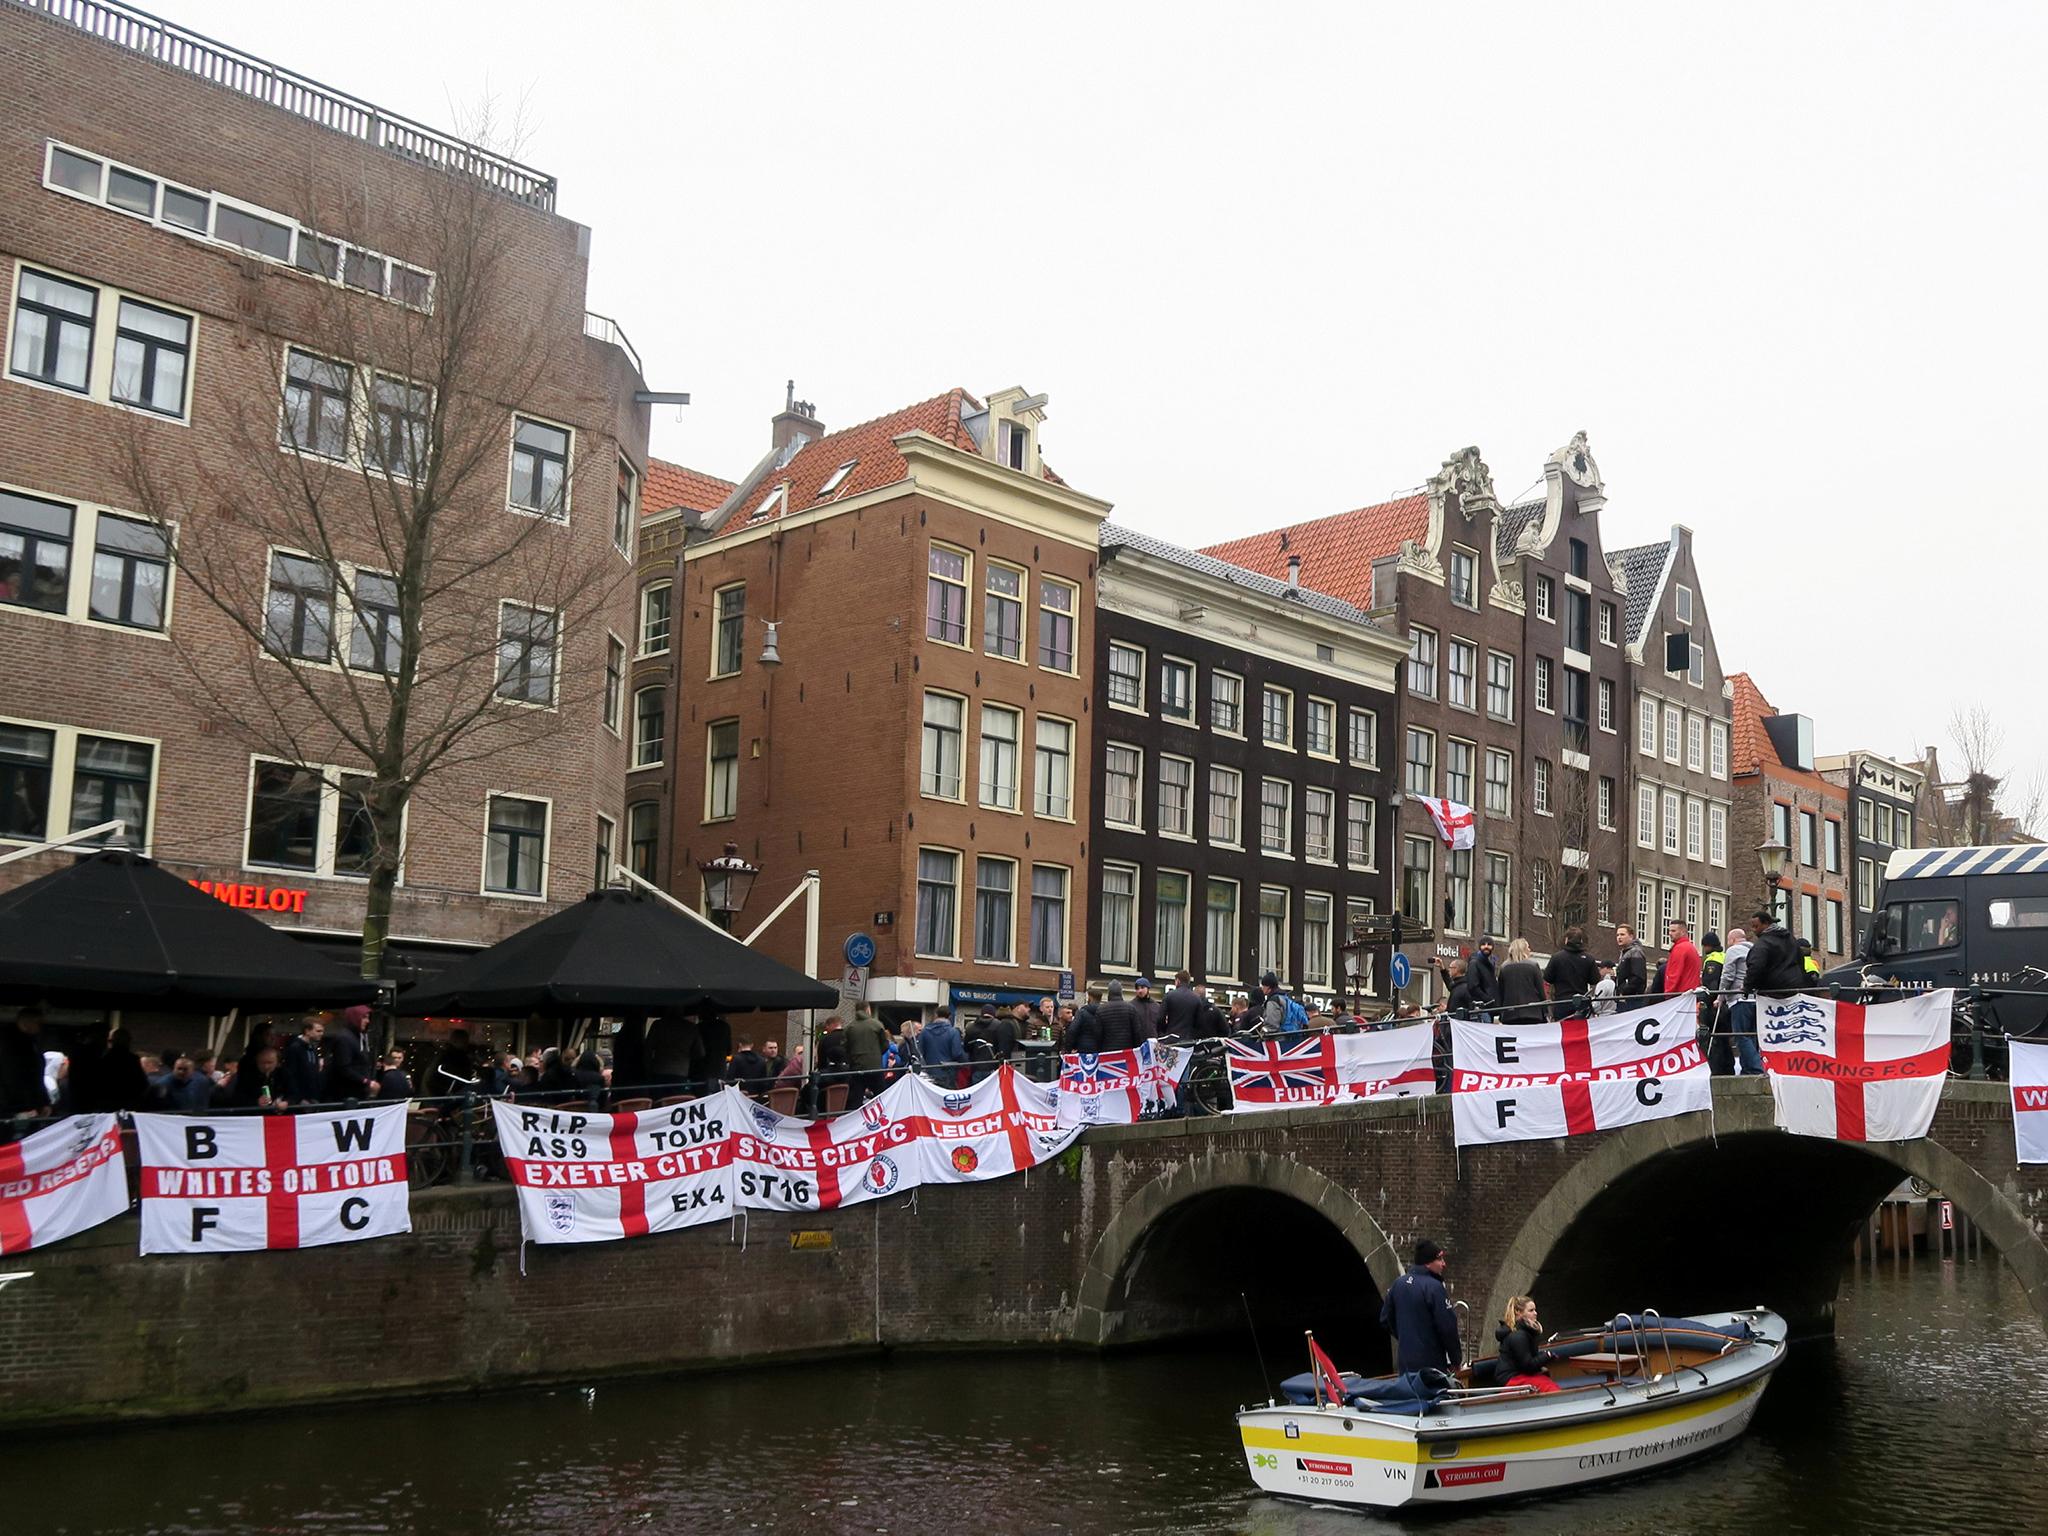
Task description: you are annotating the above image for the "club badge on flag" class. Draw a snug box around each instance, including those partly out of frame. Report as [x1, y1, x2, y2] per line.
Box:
[136, 1103, 411, 1254]
[492, 1096, 736, 1245]
[1055, 1040, 1191, 1126]
[2010, 1040, 2048, 1165]
[1450, 993, 1710, 1146]
[0, 1112, 127, 1255]
[1759, 990, 1953, 1143]
[906, 1068, 1081, 1180]
[1416, 796, 1477, 850]
[1226, 1026, 1434, 1112]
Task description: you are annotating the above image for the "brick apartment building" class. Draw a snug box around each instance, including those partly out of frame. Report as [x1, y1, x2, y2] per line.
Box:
[1730, 675, 1852, 969]
[1608, 524, 1737, 959]
[0, 0, 651, 984]
[1087, 525, 1405, 1007]
[663, 386, 1111, 1021]
[1818, 749, 1923, 952]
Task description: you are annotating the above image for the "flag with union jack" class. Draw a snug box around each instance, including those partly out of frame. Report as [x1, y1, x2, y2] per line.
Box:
[1226, 1028, 1434, 1112]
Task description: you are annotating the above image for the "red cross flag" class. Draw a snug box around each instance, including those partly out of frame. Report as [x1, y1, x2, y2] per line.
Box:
[0, 1113, 127, 1254]
[724, 1077, 926, 1210]
[1760, 991, 1952, 1143]
[2011, 1040, 2048, 1165]
[1449, 993, 1709, 1146]
[491, 1097, 736, 1245]
[1416, 796, 1477, 850]
[136, 1104, 411, 1254]
[904, 1065, 1080, 1180]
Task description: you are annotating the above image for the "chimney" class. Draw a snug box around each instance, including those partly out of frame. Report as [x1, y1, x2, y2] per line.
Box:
[771, 379, 822, 459]
[1285, 554, 1302, 592]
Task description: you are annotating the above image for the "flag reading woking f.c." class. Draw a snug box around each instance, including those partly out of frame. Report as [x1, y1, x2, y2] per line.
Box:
[2009, 1040, 2048, 1164]
[1759, 990, 1953, 1144]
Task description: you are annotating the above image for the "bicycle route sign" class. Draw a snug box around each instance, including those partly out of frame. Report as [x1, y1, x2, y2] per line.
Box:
[844, 932, 877, 968]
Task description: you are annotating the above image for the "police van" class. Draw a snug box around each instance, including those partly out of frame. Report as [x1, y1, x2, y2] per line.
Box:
[1821, 845, 2048, 1051]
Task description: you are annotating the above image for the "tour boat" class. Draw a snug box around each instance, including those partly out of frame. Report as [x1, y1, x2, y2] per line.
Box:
[1236, 1308, 1786, 1509]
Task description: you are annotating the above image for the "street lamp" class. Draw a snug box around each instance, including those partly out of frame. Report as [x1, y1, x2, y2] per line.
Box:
[698, 841, 760, 932]
[1756, 836, 1789, 918]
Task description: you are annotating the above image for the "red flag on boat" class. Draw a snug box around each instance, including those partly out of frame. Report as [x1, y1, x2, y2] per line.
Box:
[1307, 1332, 1348, 1407]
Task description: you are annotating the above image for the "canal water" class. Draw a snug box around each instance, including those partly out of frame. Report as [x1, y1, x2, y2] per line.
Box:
[11, 1253, 2048, 1535]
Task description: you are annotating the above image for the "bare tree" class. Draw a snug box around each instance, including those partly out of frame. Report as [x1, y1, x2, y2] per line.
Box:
[122, 134, 626, 981]
[1916, 707, 2045, 846]
[1525, 749, 1594, 950]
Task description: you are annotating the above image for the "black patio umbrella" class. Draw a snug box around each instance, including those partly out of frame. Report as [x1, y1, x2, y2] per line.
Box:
[0, 848, 377, 1010]
[396, 887, 837, 1018]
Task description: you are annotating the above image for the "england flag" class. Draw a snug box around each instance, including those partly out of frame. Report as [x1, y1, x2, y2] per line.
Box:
[905, 1067, 1081, 1181]
[2010, 1040, 2048, 1165]
[1416, 796, 1477, 850]
[1760, 990, 1953, 1143]
[492, 1096, 736, 1245]
[724, 1077, 925, 1210]
[0, 1113, 127, 1254]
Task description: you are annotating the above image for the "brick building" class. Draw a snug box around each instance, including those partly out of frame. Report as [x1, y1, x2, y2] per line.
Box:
[664, 386, 1111, 1020]
[1730, 675, 1852, 968]
[1817, 750, 1923, 951]
[0, 0, 651, 982]
[1087, 525, 1405, 1007]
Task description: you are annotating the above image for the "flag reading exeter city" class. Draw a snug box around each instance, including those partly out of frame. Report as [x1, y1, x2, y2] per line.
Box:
[1226, 1026, 1434, 1111]
[2010, 1040, 2048, 1165]
[136, 1103, 410, 1254]
[1450, 993, 1708, 1146]
[490, 1096, 735, 1244]
[1758, 990, 1952, 1143]
[1055, 1040, 1190, 1126]
[0, 1112, 126, 1254]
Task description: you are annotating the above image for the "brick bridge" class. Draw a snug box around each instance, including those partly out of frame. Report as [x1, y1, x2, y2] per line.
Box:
[4, 1079, 2044, 1426]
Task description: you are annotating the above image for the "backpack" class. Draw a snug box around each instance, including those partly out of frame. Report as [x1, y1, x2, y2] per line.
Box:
[1282, 996, 1310, 1034]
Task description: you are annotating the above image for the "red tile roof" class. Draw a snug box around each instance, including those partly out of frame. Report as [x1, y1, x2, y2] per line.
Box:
[643, 458, 734, 517]
[1198, 495, 1430, 609]
[1729, 671, 1775, 777]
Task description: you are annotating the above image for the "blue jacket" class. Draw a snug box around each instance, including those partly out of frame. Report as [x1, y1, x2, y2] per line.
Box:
[1379, 1264, 1462, 1372]
[920, 1018, 967, 1066]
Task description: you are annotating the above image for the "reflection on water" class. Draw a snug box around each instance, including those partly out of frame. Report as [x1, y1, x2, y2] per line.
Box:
[9, 1255, 2048, 1535]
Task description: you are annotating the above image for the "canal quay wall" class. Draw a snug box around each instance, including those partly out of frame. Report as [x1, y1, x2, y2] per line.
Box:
[5, 1080, 2046, 1428]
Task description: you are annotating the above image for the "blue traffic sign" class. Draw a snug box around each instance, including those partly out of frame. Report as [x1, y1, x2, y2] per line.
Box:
[1389, 952, 1412, 990]
[843, 932, 876, 968]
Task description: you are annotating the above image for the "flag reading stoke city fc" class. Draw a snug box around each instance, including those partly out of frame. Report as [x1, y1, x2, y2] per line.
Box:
[136, 1103, 411, 1254]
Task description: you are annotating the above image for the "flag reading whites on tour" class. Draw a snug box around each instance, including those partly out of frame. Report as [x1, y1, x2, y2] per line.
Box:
[1415, 795, 1477, 850]
[724, 1075, 925, 1210]
[1226, 1026, 1434, 1112]
[1759, 990, 1953, 1143]
[2010, 1041, 2048, 1165]
[904, 1066, 1082, 1181]
[491, 1096, 736, 1245]
[0, 1113, 126, 1254]
[136, 1103, 411, 1254]
[1056, 1040, 1191, 1126]
[1449, 993, 1709, 1147]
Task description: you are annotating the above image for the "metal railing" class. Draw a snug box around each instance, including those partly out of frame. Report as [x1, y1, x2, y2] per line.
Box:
[582, 312, 643, 377]
[11, 0, 558, 209]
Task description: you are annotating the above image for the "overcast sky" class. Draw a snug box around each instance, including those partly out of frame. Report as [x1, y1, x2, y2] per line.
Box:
[168, 1, 2045, 808]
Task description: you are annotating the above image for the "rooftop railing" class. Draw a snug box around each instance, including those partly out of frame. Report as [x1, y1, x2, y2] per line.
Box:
[582, 311, 644, 377]
[10, 0, 559, 209]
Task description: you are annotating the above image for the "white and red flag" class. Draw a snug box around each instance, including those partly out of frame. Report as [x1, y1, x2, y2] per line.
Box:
[2010, 1040, 2048, 1164]
[136, 1104, 411, 1254]
[1760, 990, 1953, 1143]
[1450, 993, 1709, 1146]
[0, 1113, 127, 1254]
[724, 1077, 925, 1210]
[1056, 1040, 1190, 1126]
[491, 1097, 735, 1245]
[1415, 796, 1477, 850]
[906, 1066, 1081, 1180]
[1226, 1026, 1434, 1112]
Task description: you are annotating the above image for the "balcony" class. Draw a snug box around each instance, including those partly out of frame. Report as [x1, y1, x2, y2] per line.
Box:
[582, 311, 644, 377]
[13, 0, 557, 208]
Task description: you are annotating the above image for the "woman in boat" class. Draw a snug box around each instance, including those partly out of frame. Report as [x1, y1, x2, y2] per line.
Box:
[1497, 1296, 1561, 1394]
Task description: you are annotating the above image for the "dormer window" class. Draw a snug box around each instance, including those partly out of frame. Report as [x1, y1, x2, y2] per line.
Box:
[999, 419, 1029, 471]
[750, 484, 786, 522]
[816, 460, 855, 500]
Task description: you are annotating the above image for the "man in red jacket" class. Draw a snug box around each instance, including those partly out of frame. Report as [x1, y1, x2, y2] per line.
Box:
[1664, 919, 1703, 998]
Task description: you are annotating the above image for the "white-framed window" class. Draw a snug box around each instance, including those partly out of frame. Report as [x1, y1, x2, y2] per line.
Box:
[1531, 858, 1551, 917]
[483, 793, 550, 899]
[1639, 695, 1658, 757]
[1533, 575, 1554, 622]
[1407, 627, 1438, 698]
[343, 569, 400, 676]
[1663, 789, 1682, 855]
[999, 418, 1031, 471]
[244, 757, 389, 880]
[1637, 783, 1656, 848]
[1204, 877, 1240, 982]
[1305, 786, 1335, 862]
[1034, 715, 1074, 819]
[0, 718, 156, 852]
[1710, 721, 1729, 780]
[1637, 879, 1654, 937]
[1484, 748, 1512, 818]
[638, 582, 672, 656]
[983, 561, 1024, 660]
[975, 855, 1017, 965]
[1710, 803, 1728, 867]
[1037, 576, 1078, 673]
[1259, 777, 1293, 856]
[1534, 756, 1553, 815]
[1875, 803, 1893, 844]
[1099, 862, 1138, 971]
[1897, 809, 1913, 846]
[1446, 640, 1477, 710]
[1598, 677, 1616, 733]
[1262, 685, 1293, 747]
[1209, 765, 1242, 846]
[705, 719, 739, 822]
[1597, 775, 1615, 830]
[1445, 847, 1473, 935]
[0, 485, 174, 634]
[1303, 893, 1334, 989]
[508, 415, 573, 521]
[1687, 890, 1702, 933]
[1305, 696, 1336, 757]
[1483, 853, 1511, 939]
[1346, 794, 1376, 868]
[1445, 738, 1475, 805]
[1029, 863, 1070, 967]
[368, 374, 430, 481]
[1686, 798, 1704, 861]
[1824, 819, 1842, 873]
[711, 583, 746, 677]
[1404, 726, 1435, 797]
[1533, 656, 1553, 713]
[1401, 836, 1433, 924]
[1486, 652, 1515, 721]
[1104, 742, 1143, 829]
[1347, 706, 1377, 766]
[263, 550, 335, 664]
[1800, 890, 1820, 947]
[9, 261, 197, 423]
[281, 347, 352, 460]
[627, 801, 659, 880]
[920, 691, 966, 801]
[1599, 600, 1617, 646]
[614, 456, 639, 556]
[1107, 640, 1145, 709]
[1448, 546, 1479, 609]
[927, 542, 970, 645]
[1663, 701, 1681, 763]
[1158, 753, 1194, 838]
[1827, 897, 1845, 955]
[979, 703, 1021, 811]
[1676, 583, 1694, 624]
[1857, 857, 1875, 910]
[1686, 714, 1705, 773]
[1257, 886, 1290, 978]
[631, 684, 665, 769]
[495, 601, 558, 707]
[1689, 642, 1705, 686]
[595, 814, 615, 891]
[1708, 896, 1727, 940]
[1155, 869, 1190, 975]
[1211, 670, 1244, 734]
[603, 634, 625, 735]
[1799, 808, 1818, 867]
[816, 459, 857, 500]
[915, 847, 961, 959]
[1160, 656, 1196, 723]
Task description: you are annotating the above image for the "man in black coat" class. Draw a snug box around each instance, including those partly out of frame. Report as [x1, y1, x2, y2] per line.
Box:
[1467, 940, 1500, 1010]
[281, 1016, 326, 1104]
[1380, 1238, 1463, 1374]
[0, 1007, 52, 1126]
[323, 1008, 374, 1101]
[726, 1038, 771, 1098]
[1613, 925, 1648, 1009]
[1746, 907, 1807, 997]
[1094, 981, 1141, 1052]
[1130, 978, 1164, 1041]
[1162, 971, 1204, 1037]
[1542, 927, 1601, 1020]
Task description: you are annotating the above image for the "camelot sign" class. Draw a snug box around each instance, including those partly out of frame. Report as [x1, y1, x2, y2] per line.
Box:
[189, 879, 310, 914]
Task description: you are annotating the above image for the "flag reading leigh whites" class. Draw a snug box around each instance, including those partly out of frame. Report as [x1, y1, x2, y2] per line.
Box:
[136, 1103, 412, 1254]
[0, 1112, 126, 1254]
[1759, 990, 1952, 1144]
[491, 1096, 737, 1244]
[2010, 1040, 2048, 1165]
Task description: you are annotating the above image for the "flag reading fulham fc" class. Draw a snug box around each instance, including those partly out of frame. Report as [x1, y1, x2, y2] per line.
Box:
[136, 1104, 411, 1254]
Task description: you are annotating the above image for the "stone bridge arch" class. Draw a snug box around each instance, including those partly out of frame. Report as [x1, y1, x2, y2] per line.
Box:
[1069, 1150, 1401, 1348]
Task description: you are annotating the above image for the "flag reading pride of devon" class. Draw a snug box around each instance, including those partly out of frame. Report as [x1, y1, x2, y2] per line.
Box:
[1760, 990, 1953, 1143]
